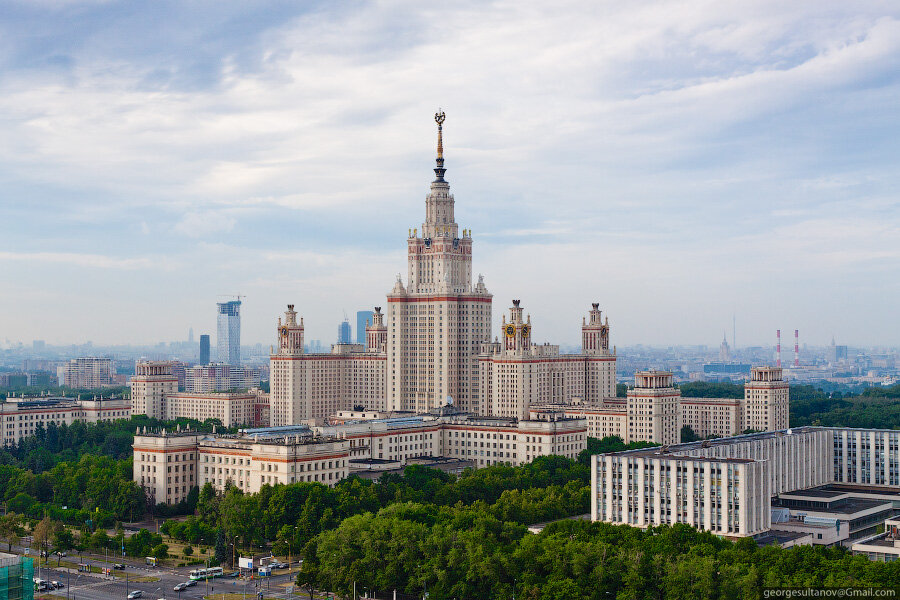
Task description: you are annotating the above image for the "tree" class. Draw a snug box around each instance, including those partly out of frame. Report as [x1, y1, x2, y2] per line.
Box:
[53, 527, 74, 564]
[214, 530, 228, 566]
[681, 425, 700, 443]
[33, 516, 59, 562]
[0, 513, 25, 551]
[152, 543, 169, 560]
[183, 545, 193, 557]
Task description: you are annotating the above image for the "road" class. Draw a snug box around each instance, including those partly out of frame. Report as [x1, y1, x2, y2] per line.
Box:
[33, 560, 311, 600]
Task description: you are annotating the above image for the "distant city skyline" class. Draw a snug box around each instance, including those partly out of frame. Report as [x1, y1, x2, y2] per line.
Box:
[0, 2, 898, 347]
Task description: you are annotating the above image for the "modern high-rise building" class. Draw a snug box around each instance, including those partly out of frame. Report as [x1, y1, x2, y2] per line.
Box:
[337, 318, 352, 344]
[188, 327, 194, 343]
[199, 334, 210, 365]
[217, 299, 241, 366]
[356, 310, 371, 345]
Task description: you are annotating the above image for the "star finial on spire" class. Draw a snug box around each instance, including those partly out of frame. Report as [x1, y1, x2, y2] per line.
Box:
[434, 109, 447, 182]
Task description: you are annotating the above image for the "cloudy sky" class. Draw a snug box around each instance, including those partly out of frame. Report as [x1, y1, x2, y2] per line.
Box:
[1, 0, 898, 349]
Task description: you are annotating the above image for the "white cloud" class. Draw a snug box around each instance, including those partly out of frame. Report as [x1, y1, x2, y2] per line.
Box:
[0, 1, 898, 345]
[0, 251, 159, 269]
[173, 210, 237, 238]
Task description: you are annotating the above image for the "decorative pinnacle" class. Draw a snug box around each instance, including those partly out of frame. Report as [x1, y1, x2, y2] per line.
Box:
[433, 109, 447, 182]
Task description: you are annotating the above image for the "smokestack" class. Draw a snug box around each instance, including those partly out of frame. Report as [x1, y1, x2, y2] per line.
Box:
[776, 329, 782, 367]
[794, 329, 800, 368]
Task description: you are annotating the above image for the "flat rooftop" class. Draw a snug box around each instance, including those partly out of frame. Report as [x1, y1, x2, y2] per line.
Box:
[608, 426, 824, 460]
[780, 488, 847, 500]
[859, 535, 900, 549]
[755, 530, 809, 547]
[774, 496, 891, 516]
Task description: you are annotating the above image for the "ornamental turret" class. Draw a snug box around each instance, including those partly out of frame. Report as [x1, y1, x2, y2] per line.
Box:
[366, 307, 387, 353]
[276, 304, 304, 355]
[501, 299, 532, 353]
[582, 302, 610, 356]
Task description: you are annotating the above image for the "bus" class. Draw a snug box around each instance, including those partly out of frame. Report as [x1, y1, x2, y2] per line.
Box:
[189, 567, 224, 581]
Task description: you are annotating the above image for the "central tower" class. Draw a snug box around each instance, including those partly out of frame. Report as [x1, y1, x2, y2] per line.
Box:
[387, 111, 493, 414]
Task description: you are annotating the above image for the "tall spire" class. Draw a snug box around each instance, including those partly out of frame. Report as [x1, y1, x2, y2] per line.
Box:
[434, 108, 446, 182]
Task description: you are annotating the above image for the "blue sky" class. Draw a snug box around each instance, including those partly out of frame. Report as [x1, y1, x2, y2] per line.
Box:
[0, 0, 898, 348]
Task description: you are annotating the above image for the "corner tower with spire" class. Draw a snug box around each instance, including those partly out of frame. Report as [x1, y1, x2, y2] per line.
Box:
[387, 111, 493, 414]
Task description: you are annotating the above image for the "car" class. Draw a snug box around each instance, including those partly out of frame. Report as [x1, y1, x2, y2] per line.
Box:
[127, 591, 143, 599]
[52, 581, 63, 589]
[173, 583, 188, 592]
[114, 563, 126, 570]
[185, 580, 197, 587]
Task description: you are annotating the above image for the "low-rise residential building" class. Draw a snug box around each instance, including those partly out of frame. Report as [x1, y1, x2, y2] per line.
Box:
[1, 395, 131, 446]
[133, 426, 349, 504]
[164, 392, 256, 427]
[135, 409, 587, 504]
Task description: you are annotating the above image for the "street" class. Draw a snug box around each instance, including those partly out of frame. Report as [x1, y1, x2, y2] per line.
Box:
[33, 560, 310, 600]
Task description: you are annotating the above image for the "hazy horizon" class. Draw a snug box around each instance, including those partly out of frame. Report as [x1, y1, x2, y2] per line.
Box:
[1, 1, 898, 348]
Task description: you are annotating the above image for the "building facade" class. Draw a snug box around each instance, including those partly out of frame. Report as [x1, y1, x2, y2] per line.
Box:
[477, 301, 616, 420]
[163, 392, 256, 427]
[199, 334, 210, 365]
[743, 366, 790, 432]
[56, 357, 114, 389]
[625, 371, 681, 445]
[592, 427, 834, 538]
[356, 310, 370, 346]
[1, 396, 131, 446]
[136, 410, 587, 504]
[130, 361, 178, 417]
[543, 367, 790, 444]
[217, 299, 242, 366]
[184, 363, 262, 393]
[270, 305, 387, 425]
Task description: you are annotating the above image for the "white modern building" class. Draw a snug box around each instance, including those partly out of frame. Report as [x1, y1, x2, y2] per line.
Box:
[592, 426, 900, 540]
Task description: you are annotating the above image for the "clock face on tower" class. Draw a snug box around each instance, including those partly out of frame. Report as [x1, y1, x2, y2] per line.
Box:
[521, 325, 530, 337]
[280, 326, 288, 337]
[505, 324, 516, 337]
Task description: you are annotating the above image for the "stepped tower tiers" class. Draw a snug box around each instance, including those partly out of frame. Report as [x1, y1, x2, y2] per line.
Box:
[388, 111, 493, 415]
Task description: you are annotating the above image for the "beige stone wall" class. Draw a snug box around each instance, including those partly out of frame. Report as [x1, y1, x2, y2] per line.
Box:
[133, 433, 200, 506]
[0, 398, 130, 446]
[165, 393, 255, 427]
